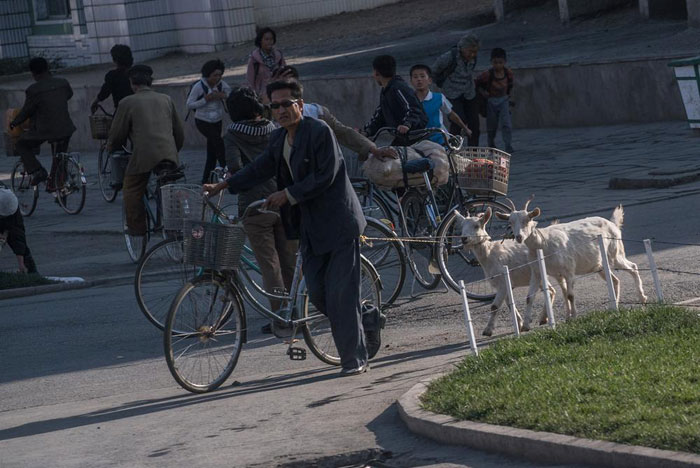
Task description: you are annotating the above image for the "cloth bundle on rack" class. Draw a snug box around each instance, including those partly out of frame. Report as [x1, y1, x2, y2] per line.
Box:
[362, 140, 450, 189]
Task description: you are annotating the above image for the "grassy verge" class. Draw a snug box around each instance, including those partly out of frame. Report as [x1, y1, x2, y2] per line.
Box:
[422, 306, 700, 454]
[0, 271, 56, 290]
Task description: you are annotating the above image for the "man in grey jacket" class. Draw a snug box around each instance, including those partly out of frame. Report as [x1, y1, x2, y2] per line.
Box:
[205, 79, 373, 376]
[432, 34, 481, 146]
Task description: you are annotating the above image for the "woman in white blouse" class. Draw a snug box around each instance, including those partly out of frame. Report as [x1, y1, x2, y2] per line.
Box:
[186, 59, 231, 184]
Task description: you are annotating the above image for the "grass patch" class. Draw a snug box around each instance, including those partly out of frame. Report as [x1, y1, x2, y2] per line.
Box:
[0, 271, 56, 290]
[422, 306, 700, 454]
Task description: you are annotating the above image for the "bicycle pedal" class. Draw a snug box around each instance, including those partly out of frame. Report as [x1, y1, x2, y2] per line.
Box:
[287, 347, 306, 361]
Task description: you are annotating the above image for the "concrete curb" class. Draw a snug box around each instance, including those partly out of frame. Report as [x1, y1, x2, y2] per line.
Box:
[0, 273, 139, 300]
[397, 376, 700, 468]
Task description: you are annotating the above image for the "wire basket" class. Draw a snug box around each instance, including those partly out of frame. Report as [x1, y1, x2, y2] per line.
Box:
[89, 114, 113, 140]
[160, 184, 204, 231]
[453, 147, 510, 196]
[183, 220, 246, 271]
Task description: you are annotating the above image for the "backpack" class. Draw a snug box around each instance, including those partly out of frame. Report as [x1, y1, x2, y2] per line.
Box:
[185, 80, 225, 121]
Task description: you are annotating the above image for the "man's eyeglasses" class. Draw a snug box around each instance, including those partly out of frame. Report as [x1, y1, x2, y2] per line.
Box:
[269, 99, 299, 110]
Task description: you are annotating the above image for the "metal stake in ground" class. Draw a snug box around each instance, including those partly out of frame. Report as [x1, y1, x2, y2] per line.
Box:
[537, 249, 555, 328]
[502, 265, 521, 337]
[459, 280, 479, 356]
[598, 234, 618, 311]
[644, 239, 664, 303]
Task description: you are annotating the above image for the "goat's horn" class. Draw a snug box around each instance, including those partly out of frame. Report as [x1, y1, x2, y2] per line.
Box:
[504, 197, 517, 212]
[523, 194, 535, 211]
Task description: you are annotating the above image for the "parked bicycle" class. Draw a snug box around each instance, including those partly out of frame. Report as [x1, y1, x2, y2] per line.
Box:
[363, 127, 513, 300]
[163, 199, 382, 393]
[11, 139, 86, 216]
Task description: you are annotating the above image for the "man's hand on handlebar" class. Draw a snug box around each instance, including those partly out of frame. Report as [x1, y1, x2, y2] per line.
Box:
[202, 182, 227, 197]
[397, 125, 409, 134]
[263, 190, 289, 210]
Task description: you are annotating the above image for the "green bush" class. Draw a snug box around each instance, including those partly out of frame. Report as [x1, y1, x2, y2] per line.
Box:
[422, 306, 700, 454]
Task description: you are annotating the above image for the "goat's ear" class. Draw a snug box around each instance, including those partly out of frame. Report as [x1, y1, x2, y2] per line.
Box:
[480, 207, 492, 226]
[494, 211, 510, 221]
[528, 207, 541, 219]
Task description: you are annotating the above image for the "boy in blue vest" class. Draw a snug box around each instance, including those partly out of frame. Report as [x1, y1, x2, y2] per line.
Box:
[410, 64, 471, 145]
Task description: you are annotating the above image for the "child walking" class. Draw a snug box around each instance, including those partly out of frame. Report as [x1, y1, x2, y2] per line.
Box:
[476, 48, 514, 153]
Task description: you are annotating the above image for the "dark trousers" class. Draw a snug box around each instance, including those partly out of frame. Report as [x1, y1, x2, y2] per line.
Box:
[1, 208, 38, 273]
[195, 119, 225, 184]
[302, 238, 368, 369]
[122, 171, 151, 236]
[450, 95, 480, 146]
[16, 137, 69, 175]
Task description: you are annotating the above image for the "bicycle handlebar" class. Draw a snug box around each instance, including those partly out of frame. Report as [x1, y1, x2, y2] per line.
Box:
[369, 127, 463, 151]
[92, 103, 114, 118]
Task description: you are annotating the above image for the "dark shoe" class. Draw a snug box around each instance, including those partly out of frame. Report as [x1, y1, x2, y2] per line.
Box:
[260, 323, 272, 334]
[340, 363, 369, 376]
[271, 321, 294, 339]
[31, 168, 48, 186]
[362, 304, 386, 360]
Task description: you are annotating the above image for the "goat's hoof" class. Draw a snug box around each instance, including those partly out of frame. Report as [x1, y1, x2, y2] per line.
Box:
[539, 318, 548, 325]
[482, 329, 493, 337]
[641, 295, 648, 304]
[520, 325, 530, 332]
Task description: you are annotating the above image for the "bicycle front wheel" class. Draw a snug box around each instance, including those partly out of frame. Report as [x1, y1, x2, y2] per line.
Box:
[123, 205, 149, 263]
[135, 237, 199, 332]
[302, 255, 382, 365]
[361, 217, 406, 307]
[97, 145, 118, 202]
[11, 161, 38, 217]
[164, 274, 244, 393]
[436, 199, 512, 299]
[55, 157, 86, 214]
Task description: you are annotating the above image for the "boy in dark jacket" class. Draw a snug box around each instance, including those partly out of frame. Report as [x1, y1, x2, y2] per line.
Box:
[362, 55, 428, 145]
[476, 48, 514, 153]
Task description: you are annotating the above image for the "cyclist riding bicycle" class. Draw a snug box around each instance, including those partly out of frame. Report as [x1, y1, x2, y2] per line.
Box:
[9, 57, 76, 190]
[90, 44, 134, 114]
[106, 64, 184, 239]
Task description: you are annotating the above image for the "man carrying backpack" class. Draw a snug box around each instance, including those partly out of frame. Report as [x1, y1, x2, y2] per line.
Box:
[432, 34, 481, 146]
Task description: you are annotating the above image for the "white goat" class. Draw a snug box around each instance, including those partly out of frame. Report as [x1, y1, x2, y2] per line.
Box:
[456, 207, 556, 336]
[495, 197, 647, 326]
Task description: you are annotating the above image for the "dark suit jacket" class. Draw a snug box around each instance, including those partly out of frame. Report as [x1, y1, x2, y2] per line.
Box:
[11, 75, 76, 141]
[226, 116, 366, 255]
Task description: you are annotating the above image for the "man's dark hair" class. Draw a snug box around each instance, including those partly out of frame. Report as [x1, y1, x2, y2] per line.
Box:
[255, 27, 277, 48]
[201, 59, 225, 78]
[491, 47, 507, 60]
[277, 65, 299, 79]
[409, 64, 432, 78]
[266, 79, 303, 100]
[372, 55, 396, 79]
[28, 57, 49, 75]
[128, 64, 153, 86]
[110, 44, 133, 68]
[227, 87, 264, 122]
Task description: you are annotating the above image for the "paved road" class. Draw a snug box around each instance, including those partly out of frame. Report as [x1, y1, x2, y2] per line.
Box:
[2, 121, 700, 467]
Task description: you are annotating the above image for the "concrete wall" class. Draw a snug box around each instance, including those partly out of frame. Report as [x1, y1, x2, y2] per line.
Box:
[494, 0, 550, 22]
[254, 0, 400, 27]
[640, 0, 687, 18]
[0, 57, 686, 152]
[558, 0, 630, 23]
[688, 0, 700, 27]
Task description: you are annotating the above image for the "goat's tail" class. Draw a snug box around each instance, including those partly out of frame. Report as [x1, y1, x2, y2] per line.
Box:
[610, 204, 624, 229]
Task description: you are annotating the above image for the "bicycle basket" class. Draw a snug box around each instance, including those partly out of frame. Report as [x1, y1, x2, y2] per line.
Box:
[183, 220, 246, 270]
[453, 147, 510, 196]
[161, 184, 205, 231]
[89, 114, 112, 140]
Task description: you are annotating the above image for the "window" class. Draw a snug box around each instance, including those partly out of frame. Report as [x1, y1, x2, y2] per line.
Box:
[35, 0, 71, 21]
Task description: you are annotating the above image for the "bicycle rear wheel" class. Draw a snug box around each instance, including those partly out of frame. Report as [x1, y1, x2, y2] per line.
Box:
[11, 161, 38, 217]
[135, 237, 199, 332]
[123, 204, 149, 263]
[164, 273, 244, 393]
[55, 156, 86, 214]
[435, 199, 512, 299]
[302, 255, 382, 365]
[97, 145, 118, 202]
[361, 217, 406, 307]
[401, 190, 441, 289]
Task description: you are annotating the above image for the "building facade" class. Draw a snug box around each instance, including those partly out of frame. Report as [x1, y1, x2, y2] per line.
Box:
[0, 0, 399, 68]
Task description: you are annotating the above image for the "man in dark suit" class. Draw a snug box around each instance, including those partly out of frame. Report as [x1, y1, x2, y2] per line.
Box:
[10, 57, 76, 187]
[204, 79, 374, 376]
